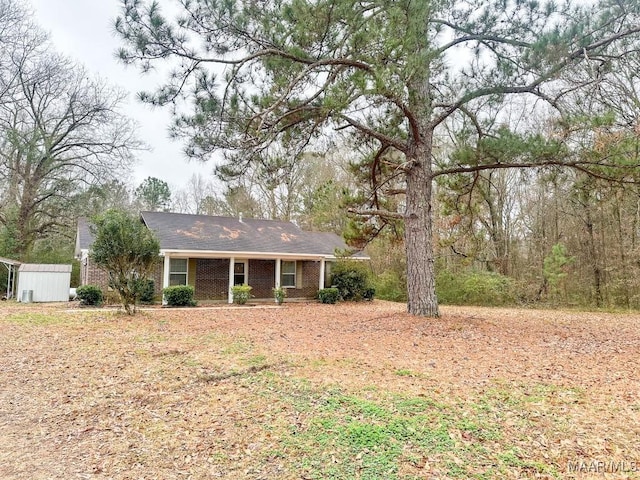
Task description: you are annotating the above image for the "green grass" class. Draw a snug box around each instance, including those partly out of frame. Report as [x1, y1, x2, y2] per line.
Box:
[105, 326, 566, 479]
[220, 337, 254, 354]
[232, 372, 563, 479]
[2, 307, 621, 480]
[4, 309, 126, 326]
[394, 368, 423, 377]
[4, 311, 71, 325]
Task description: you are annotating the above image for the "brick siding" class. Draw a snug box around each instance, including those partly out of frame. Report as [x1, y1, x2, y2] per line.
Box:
[83, 257, 110, 290]
[151, 260, 163, 298]
[195, 259, 229, 300]
[286, 260, 320, 299]
[83, 258, 163, 301]
[249, 260, 276, 298]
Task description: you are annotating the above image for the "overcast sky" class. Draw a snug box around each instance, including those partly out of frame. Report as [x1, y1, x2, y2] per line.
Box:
[29, 0, 214, 190]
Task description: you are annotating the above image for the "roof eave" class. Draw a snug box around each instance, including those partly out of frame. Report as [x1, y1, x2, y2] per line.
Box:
[159, 249, 366, 260]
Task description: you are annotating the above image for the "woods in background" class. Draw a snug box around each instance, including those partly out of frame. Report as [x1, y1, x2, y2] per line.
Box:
[0, 0, 138, 263]
[3, 0, 640, 311]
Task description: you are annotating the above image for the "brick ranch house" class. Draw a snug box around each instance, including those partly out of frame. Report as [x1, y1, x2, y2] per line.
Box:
[75, 211, 368, 303]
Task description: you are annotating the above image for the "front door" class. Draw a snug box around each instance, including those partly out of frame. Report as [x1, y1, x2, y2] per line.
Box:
[233, 260, 247, 285]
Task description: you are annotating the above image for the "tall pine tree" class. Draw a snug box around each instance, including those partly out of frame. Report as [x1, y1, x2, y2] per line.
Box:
[116, 0, 640, 316]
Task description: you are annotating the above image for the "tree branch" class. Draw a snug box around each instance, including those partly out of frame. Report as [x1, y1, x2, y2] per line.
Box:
[434, 159, 640, 184]
[347, 208, 405, 220]
[333, 113, 408, 153]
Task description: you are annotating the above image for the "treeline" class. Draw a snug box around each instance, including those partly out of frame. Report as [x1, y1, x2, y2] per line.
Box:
[433, 168, 640, 309]
[129, 147, 640, 311]
[0, 0, 136, 265]
[3, 0, 640, 311]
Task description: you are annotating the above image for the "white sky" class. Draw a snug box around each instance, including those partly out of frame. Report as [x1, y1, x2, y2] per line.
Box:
[29, 0, 215, 190]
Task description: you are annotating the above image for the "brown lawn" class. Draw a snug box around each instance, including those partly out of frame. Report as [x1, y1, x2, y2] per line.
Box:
[0, 301, 638, 479]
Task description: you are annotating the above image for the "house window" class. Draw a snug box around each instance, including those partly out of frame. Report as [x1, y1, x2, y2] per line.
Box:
[169, 258, 188, 286]
[281, 260, 296, 288]
[234, 261, 246, 286]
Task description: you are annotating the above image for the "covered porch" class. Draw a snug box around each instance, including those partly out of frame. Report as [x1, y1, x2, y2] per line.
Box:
[160, 251, 332, 303]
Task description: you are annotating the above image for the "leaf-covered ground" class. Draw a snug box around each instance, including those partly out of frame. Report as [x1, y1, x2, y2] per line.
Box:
[0, 301, 638, 479]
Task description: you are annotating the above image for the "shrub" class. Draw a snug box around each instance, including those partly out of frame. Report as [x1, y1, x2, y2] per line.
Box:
[89, 209, 160, 314]
[273, 286, 286, 304]
[330, 260, 374, 301]
[363, 287, 375, 301]
[76, 285, 103, 306]
[318, 287, 340, 304]
[231, 284, 252, 305]
[436, 270, 516, 306]
[163, 285, 196, 307]
[138, 278, 156, 304]
[372, 271, 406, 302]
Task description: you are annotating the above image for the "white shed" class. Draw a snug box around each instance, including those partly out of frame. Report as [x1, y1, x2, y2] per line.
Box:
[17, 264, 72, 302]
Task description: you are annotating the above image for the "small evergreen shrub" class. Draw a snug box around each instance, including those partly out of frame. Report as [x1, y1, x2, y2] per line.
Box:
[76, 285, 103, 306]
[330, 260, 374, 301]
[372, 271, 406, 302]
[318, 287, 340, 304]
[436, 270, 515, 306]
[231, 284, 252, 305]
[89, 209, 160, 315]
[163, 285, 196, 307]
[138, 278, 156, 304]
[363, 287, 375, 301]
[273, 286, 286, 304]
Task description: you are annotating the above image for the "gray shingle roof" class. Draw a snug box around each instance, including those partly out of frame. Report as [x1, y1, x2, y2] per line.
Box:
[77, 212, 365, 258]
[76, 217, 92, 251]
[142, 211, 350, 257]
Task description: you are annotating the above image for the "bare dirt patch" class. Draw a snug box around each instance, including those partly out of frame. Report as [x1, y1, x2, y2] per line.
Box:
[1, 301, 638, 479]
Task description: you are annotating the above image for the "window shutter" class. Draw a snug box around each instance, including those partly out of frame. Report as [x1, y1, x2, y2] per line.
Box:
[296, 261, 303, 289]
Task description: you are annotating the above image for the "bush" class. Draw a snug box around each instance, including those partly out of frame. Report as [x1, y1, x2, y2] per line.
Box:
[363, 287, 375, 301]
[330, 260, 374, 301]
[273, 286, 286, 304]
[436, 270, 516, 306]
[318, 287, 340, 304]
[163, 285, 196, 307]
[76, 285, 103, 306]
[372, 271, 406, 302]
[231, 284, 252, 305]
[138, 278, 156, 304]
[89, 209, 160, 314]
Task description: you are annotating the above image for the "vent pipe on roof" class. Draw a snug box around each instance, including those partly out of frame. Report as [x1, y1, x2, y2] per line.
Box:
[239, 212, 243, 223]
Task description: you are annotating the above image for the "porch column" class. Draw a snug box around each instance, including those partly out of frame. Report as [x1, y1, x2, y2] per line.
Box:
[274, 259, 281, 304]
[162, 254, 171, 305]
[319, 259, 326, 291]
[275, 258, 281, 288]
[228, 257, 235, 304]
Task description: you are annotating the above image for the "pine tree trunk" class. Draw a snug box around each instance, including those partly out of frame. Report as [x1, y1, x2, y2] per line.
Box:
[404, 133, 439, 317]
[585, 208, 603, 307]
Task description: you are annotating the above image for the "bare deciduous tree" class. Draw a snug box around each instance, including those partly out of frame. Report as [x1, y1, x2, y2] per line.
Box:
[0, 0, 140, 259]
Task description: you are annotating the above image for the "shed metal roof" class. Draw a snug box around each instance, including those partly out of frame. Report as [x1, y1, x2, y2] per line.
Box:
[19, 264, 72, 273]
[0, 256, 21, 266]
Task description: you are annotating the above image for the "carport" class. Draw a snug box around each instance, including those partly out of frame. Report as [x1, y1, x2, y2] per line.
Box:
[0, 256, 20, 300]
